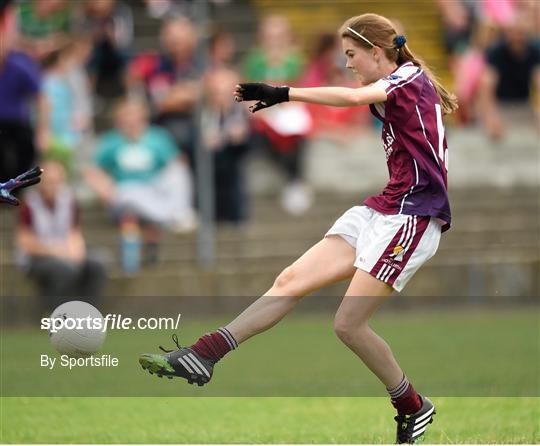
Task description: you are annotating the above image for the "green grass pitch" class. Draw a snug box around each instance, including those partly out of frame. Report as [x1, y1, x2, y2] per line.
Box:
[1, 397, 538, 443]
[1, 308, 538, 443]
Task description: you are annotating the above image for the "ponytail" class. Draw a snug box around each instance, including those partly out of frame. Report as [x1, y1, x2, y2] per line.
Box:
[397, 44, 458, 115]
[341, 14, 458, 115]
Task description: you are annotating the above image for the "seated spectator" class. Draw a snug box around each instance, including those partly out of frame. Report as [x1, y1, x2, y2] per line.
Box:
[202, 67, 251, 224]
[16, 0, 72, 62]
[75, 0, 133, 99]
[85, 98, 195, 268]
[0, 21, 48, 182]
[15, 159, 106, 312]
[127, 16, 203, 169]
[477, 12, 540, 139]
[243, 14, 313, 215]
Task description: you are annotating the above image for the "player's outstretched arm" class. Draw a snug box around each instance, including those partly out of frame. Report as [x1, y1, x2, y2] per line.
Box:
[0, 166, 43, 206]
[234, 82, 387, 112]
[289, 85, 387, 107]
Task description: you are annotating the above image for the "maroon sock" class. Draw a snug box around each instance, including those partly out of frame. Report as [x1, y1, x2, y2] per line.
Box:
[388, 375, 422, 415]
[190, 327, 238, 362]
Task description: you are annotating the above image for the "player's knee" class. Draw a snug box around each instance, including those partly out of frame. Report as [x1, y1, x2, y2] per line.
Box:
[333, 314, 368, 345]
[272, 265, 301, 297]
[333, 316, 353, 344]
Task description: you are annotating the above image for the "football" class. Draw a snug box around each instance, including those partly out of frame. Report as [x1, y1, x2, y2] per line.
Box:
[49, 301, 107, 358]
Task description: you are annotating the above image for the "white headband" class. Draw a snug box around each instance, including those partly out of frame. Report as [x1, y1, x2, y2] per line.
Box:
[346, 27, 375, 47]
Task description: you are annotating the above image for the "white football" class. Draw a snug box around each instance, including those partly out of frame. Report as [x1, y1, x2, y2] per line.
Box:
[49, 301, 107, 358]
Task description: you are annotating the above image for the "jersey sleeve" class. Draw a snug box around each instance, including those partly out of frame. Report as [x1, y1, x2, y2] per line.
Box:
[373, 63, 423, 123]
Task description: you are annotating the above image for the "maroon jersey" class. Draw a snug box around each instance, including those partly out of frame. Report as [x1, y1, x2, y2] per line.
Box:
[366, 62, 451, 231]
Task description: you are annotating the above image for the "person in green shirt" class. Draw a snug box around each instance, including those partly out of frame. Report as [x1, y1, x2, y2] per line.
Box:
[242, 14, 313, 216]
[17, 0, 71, 61]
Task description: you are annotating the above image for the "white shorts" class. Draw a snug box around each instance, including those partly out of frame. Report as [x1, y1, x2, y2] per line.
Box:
[325, 206, 442, 292]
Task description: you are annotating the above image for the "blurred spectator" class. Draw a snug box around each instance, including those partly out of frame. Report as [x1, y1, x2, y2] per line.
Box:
[202, 67, 251, 224]
[243, 14, 313, 215]
[0, 21, 48, 182]
[453, 22, 497, 124]
[0, 0, 15, 32]
[144, 0, 187, 19]
[16, 159, 106, 311]
[209, 27, 236, 69]
[437, 0, 477, 65]
[41, 45, 81, 151]
[300, 31, 371, 140]
[477, 12, 540, 140]
[128, 16, 203, 168]
[85, 98, 195, 268]
[16, 0, 72, 62]
[65, 37, 95, 139]
[75, 0, 133, 99]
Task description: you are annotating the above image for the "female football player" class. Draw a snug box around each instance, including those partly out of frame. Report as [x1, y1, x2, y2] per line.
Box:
[140, 13, 457, 444]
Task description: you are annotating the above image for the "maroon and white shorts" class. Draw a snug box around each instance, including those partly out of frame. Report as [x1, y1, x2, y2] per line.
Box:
[325, 206, 442, 292]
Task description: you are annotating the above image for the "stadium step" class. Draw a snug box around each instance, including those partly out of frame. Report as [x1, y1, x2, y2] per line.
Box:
[1, 186, 538, 298]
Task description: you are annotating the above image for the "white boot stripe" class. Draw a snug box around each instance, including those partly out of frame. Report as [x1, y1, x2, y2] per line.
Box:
[189, 353, 211, 378]
[177, 357, 193, 373]
[412, 426, 427, 438]
[183, 355, 202, 375]
[416, 406, 434, 423]
[414, 416, 432, 431]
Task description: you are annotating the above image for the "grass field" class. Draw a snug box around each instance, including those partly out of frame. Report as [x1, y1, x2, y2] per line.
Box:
[1, 308, 538, 443]
[1, 397, 539, 443]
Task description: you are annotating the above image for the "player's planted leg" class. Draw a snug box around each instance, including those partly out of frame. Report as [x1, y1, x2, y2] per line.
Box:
[394, 395, 436, 444]
[334, 269, 435, 443]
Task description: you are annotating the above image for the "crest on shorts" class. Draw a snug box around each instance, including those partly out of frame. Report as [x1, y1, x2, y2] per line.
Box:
[390, 245, 405, 262]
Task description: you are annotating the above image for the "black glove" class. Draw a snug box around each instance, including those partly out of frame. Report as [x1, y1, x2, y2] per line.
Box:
[0, 166, 43, 206]
[235, 83, 289, 113]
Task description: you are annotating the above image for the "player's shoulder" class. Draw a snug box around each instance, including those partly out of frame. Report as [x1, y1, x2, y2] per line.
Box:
[374, 62, 423, 97]
[385, 62, 422, 86]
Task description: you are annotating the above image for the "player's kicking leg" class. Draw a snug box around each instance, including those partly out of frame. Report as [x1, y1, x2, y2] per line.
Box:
[139, 235, 356, 385]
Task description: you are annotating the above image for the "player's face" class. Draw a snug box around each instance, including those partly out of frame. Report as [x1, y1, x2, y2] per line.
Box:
[341, 37, 379, 85]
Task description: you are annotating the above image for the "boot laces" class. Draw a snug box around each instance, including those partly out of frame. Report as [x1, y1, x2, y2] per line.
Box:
[159, 333, 182, 353]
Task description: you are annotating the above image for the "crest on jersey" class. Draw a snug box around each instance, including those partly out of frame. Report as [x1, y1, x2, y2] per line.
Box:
[388, 74, 401, 80]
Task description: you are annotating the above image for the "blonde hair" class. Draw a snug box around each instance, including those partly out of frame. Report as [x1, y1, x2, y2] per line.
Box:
[340, 14, 458, 115]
